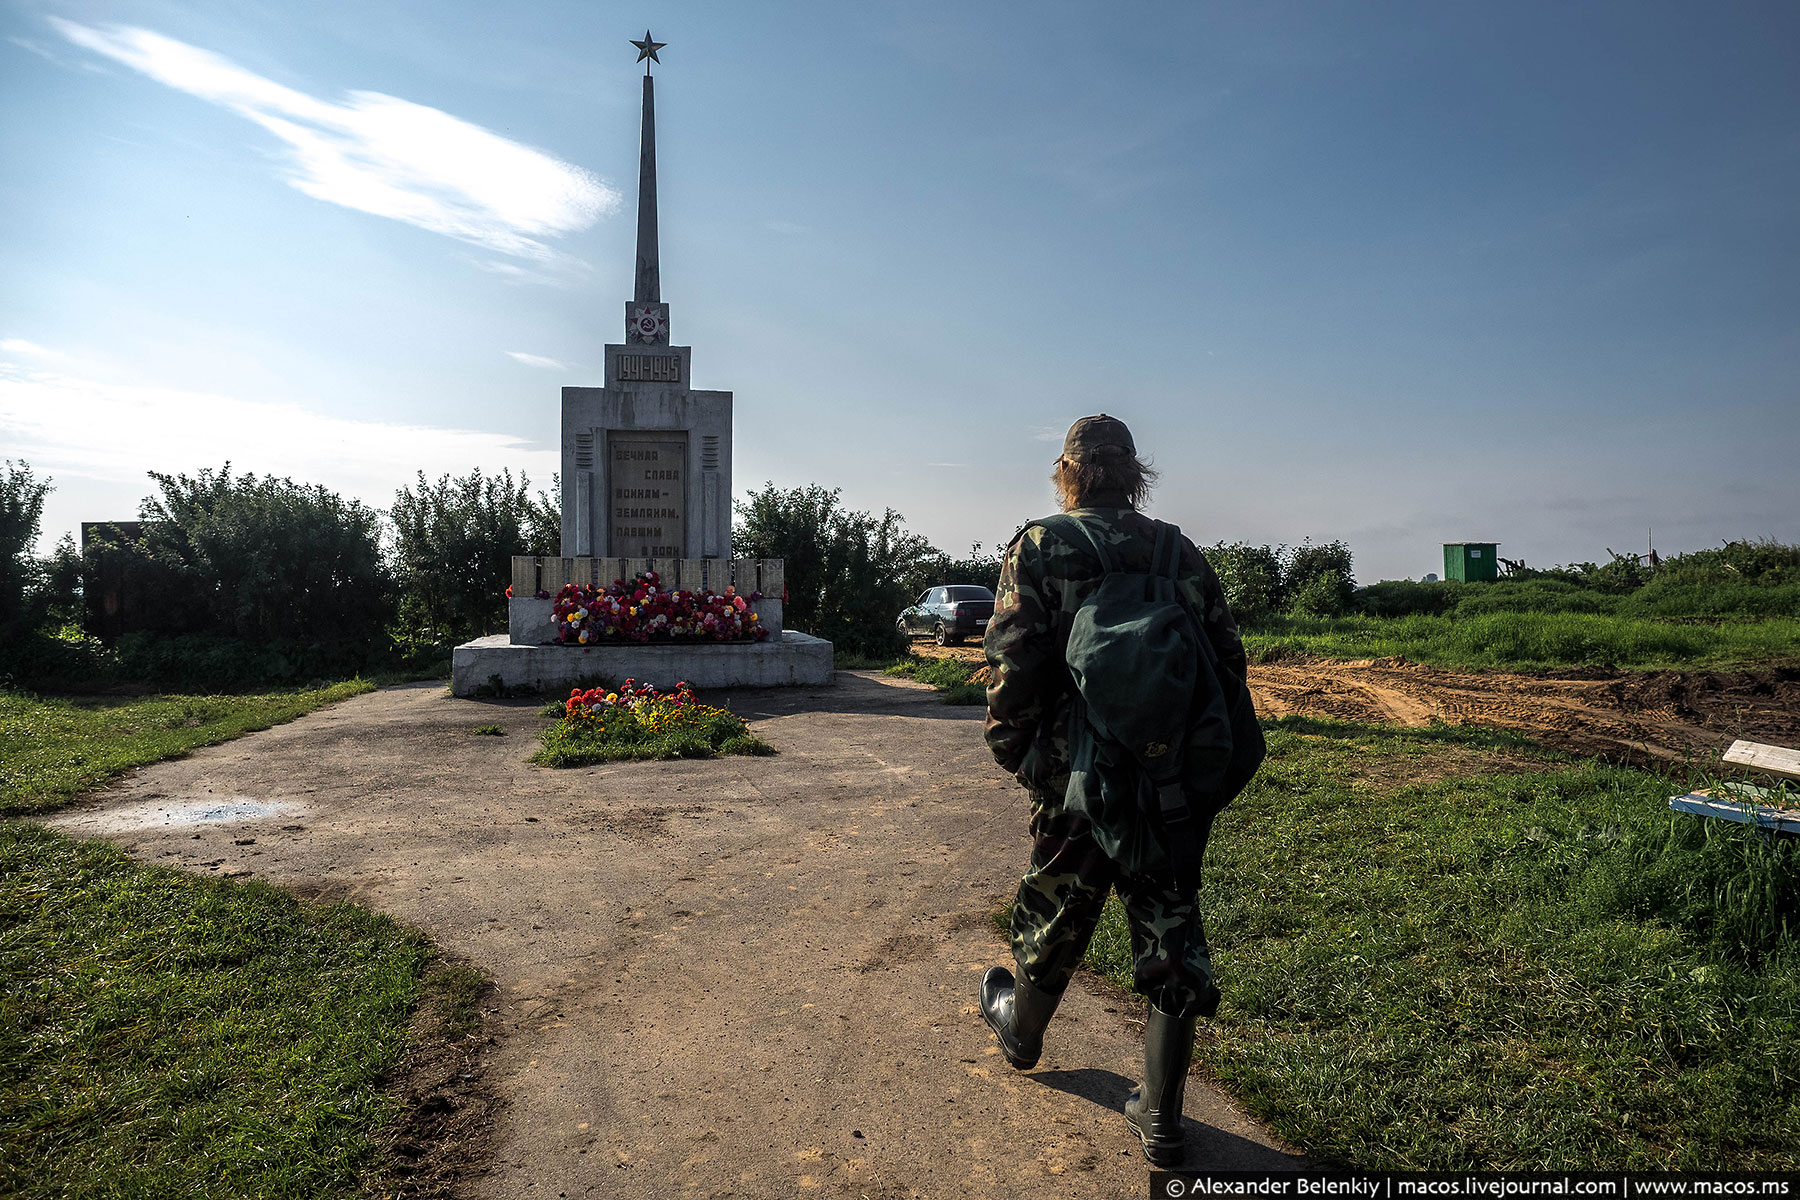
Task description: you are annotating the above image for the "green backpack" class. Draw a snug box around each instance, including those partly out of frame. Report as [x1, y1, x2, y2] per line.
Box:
[1036, 514, 1263, 888]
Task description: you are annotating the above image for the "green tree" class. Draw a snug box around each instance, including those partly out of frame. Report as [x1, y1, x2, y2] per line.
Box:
[733, 483, 940, 657]
[0, 460, 50, 653]
[390, 468, 557, 644]
[1205, 541, 1285, 626]
[129, 465, 392, 646]
[1283, 540, 1356, 617]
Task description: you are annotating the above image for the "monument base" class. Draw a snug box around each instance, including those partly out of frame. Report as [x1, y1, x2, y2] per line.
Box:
[450, 632, 834, 697]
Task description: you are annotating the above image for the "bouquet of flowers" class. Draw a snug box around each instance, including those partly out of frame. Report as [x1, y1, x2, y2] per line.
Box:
[551, 570, 767, 646]
[564, 677, 695, 718]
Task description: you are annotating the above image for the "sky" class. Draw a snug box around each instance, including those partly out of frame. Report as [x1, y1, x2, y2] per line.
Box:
[3, 0, 1797, 582]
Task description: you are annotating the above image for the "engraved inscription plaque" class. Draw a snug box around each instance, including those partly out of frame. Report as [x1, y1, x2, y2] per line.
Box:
[607, 431, 688, 557]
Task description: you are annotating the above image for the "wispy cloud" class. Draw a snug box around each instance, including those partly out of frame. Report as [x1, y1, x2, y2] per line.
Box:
[506, 351, 572, 371]
[0, 354, 558, 538]
[0, 338, 65, 359]
[50, 19, 618, 265]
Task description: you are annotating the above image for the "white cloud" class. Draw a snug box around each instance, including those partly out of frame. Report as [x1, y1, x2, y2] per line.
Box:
[506, 351, 572, 371]
[50, 19, 618, 263]
[0, 356, 558, 546]
[0, 338, 63, 358]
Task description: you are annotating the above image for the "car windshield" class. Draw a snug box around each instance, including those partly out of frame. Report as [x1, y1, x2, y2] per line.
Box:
[946, 587, 994, 601]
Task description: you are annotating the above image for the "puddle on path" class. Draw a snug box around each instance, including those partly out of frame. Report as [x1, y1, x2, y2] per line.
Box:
[47, 796, 303, 834]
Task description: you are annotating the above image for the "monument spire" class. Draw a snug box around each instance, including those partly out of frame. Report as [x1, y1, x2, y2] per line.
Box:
[629, 30, 665, 314]
[623, 32, 670, 343]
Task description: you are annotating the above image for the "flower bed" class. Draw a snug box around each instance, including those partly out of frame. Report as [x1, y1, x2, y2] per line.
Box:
[533, 678, 773, 766]
[550, 571, 766, 646]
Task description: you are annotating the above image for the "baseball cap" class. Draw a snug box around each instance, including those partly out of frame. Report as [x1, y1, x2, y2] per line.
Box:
[1059, 414, 1136, 463]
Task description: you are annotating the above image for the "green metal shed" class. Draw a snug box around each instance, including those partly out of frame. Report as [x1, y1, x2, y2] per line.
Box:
[1443, 543, 1499, 583]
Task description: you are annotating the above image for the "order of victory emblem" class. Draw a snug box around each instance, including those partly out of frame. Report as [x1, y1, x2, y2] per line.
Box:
[631, 305, 665, 342]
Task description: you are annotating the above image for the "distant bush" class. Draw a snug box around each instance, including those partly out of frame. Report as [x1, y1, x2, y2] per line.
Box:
[908, 543, 1004, 598]
[79, 466, 392, 684]
[1352, 579, 1464, 619]
[1619, 581, 1800, 620]
[733, 484, 938, 658]
[1205, 542, 1285, 625]
[1452, 579, 1616, 618]
[0, 461, 51, 666]
[1284, 540, 1356, 617]
[390, 468, 558, 646]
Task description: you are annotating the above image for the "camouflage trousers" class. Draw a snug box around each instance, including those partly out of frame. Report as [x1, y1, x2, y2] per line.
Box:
[1008, 801, 1220, 1020]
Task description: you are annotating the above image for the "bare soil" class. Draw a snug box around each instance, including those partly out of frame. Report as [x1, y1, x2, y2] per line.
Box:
[919, 642, 1800, 767]
[43, 675, 1301, 1199]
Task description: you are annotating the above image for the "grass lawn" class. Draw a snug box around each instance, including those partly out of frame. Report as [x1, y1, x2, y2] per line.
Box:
[0, 681, 474, 1197]
[0, 681, 375, 818]
[884, 655, 986, 705]
[1081, 716, 1800, 1168]
[1243, 612, 1800, 671]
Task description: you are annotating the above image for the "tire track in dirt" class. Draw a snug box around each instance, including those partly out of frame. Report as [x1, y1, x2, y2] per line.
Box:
[910, 640, 1800, 767]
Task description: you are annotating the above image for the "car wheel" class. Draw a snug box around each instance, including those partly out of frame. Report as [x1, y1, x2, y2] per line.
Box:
[896, 617, 909, 639]
[933, 622, 949, 646]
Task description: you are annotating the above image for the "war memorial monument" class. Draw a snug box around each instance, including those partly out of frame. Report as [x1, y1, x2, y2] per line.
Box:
[451, 34, 832, 696]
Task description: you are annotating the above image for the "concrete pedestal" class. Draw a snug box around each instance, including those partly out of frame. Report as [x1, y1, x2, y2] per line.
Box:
[451, 632, 833, 697]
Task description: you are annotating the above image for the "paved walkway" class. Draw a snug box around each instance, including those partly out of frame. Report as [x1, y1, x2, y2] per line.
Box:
[49, 673, 1301, 1198]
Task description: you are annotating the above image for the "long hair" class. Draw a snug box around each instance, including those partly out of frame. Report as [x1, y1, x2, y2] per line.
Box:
[1052, 451, 1159, 511]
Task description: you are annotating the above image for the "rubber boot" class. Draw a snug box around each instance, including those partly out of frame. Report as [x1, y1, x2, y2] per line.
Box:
[979, 965, 1060, 1070]
[1123, 1004, 1197, 1166]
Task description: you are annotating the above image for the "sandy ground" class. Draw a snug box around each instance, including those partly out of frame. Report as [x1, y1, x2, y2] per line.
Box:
[45, 674, 1302, 1198]
[929, 642, 1800, 766]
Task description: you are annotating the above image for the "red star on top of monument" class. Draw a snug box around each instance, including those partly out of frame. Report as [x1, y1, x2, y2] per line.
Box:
[630, 31, 666, 65]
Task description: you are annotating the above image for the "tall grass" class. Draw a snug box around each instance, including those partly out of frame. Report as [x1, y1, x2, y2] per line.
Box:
[1244, 612, 1800, 670]
[1080, 719, 1800, 1168]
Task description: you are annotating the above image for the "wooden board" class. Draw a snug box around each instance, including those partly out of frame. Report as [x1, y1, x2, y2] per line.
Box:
[1669, 791, 1800, 836]
[1722, 739, 1800, 781]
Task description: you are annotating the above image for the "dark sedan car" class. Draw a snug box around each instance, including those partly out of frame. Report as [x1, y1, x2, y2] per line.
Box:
[898, 585, 996, 645]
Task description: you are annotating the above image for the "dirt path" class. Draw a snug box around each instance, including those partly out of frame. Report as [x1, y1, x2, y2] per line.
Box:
[1247, 658, 1800, 764]
[921, 642, 1800, 765]
[45, 675, 1301, 1198]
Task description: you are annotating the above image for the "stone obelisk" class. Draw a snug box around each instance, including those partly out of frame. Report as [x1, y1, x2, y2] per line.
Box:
[453, 30, 831, 696]
[560, 30, 731, 560]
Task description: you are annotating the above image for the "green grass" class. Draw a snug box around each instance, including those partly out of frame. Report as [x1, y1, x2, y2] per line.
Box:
[1244, 611, 1800, 670]
[0, 823, 452, 1199]
[532, 700, 774, 766]
[0, 680, 474, 1196]
[1079, 717, 1800, 1168]
[0, 681, 376, 818]
[884, 655, 987, 705]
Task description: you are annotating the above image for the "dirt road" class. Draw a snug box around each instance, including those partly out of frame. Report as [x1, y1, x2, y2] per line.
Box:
[45, 675, 1300, 1198]
[927, 642, 1800, 766]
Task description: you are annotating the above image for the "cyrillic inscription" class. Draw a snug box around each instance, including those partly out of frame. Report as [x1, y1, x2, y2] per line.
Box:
[607, 432, 687, 557]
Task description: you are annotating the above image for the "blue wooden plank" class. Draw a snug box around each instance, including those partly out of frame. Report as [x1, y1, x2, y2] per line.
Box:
[1669, 792, 1800, 836]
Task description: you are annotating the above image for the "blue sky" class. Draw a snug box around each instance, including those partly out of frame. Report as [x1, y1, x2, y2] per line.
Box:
[3, 0, 1796, 582]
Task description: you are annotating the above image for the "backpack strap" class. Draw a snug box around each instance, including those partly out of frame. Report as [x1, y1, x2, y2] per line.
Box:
[1151, 521, 1182, 581]
[1036, 512, 1118, 575]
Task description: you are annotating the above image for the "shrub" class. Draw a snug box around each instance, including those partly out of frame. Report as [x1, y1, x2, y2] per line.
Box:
[1452, 579, 1615, 617]
[733, 484, 939, 658]
[138, 465, 391, 642]
[0, 461, 50, 658]
[1205, 542, 1285, 626]
[1353, 579, 1464, 618]
[1283, 540, 1355, 617]
[907, 542, 1005, 598]
[73, 466, 391, 685]
[390, 469, 558, 646]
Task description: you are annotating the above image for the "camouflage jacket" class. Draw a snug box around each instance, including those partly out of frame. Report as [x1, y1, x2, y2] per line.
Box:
[982, 499, 1247, 804]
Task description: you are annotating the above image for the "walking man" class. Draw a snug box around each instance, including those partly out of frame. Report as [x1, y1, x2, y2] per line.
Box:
[979, 413, 1261, 1166]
